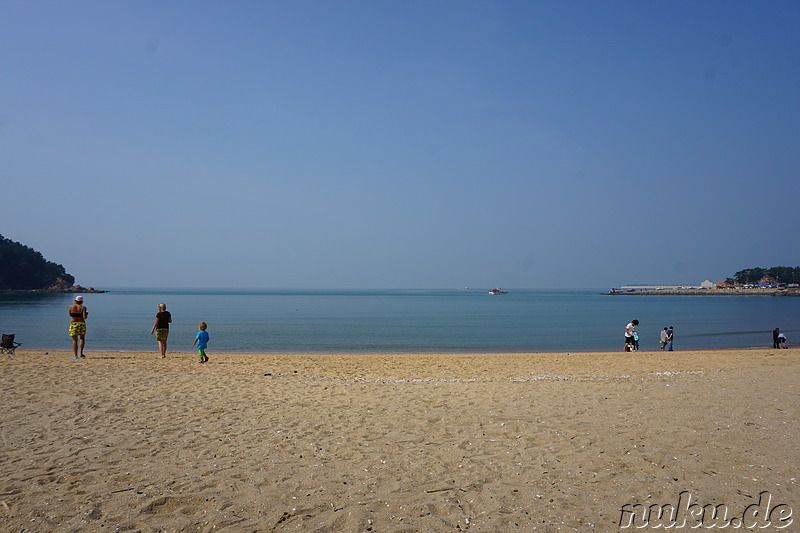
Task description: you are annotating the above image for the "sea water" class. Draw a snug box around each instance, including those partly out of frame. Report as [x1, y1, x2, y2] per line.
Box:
[1, 288, 797, 353]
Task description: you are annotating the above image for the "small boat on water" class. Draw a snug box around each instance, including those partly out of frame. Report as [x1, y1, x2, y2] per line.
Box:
[488, 287, 508, 295]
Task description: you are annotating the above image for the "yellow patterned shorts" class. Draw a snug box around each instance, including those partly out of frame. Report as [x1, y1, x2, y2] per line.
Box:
[69, 322, 86, 336]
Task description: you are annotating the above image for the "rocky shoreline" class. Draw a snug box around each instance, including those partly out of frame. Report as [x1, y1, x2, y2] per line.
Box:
[0, 285, 107, 294]
[609, 288, 799, 296]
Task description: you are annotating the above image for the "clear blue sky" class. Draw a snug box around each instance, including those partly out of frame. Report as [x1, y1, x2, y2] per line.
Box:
[2, 1, 798, 288]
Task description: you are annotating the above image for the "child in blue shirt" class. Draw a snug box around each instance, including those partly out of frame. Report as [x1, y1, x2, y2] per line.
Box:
[192, 322, 210, 363]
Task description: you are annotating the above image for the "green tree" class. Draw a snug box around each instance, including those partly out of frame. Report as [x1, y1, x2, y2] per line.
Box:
[767, 266, 793, 284]
[733, 267, 765, 285]
[731, 266, 800, 285]
[0, 235, 75, 290]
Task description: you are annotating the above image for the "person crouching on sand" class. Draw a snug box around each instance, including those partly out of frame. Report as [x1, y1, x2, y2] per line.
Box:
[192, 322, 210, 363]
[68, 295, 89, 359]
[150, 303, 172, 358]
[778, 332, 787, 348]
[624, 320, 639, 352]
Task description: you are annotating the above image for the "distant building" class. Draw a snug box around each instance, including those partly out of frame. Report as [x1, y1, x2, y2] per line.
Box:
[700, 280, 715, 289]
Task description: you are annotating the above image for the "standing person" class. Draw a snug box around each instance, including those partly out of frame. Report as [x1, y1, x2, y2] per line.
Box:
[773, 328, 781, 349]
[192, 322, 210, 363]
[624, 320, 639, 352]
[68, 295, 88, 359]
[660, 327, 668, 350]
[665, 326, 674, 351]
[150, 303, 172, 358]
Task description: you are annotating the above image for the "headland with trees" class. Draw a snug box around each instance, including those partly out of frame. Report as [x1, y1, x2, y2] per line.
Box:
[610, 266, 800, 296]
[0, 234, 104, 293]
[722, 267, 800, 287]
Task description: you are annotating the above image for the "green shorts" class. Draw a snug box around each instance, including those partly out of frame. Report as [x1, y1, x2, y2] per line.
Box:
[197, 348, 206, 358]
[69, 322, 86, 336]
[155, 329, 169, 341]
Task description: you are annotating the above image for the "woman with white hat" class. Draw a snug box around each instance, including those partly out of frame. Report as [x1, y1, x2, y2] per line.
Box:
[68, 295, 88, 359]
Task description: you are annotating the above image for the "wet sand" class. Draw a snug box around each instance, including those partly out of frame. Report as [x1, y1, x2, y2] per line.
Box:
[1, 348, 798, 531]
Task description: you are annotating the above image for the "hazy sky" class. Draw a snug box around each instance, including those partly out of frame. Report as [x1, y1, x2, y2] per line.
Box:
[2, 1, 798, 289]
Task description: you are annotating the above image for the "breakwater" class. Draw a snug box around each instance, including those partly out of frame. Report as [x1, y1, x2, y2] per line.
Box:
[609, 288, 800, 297]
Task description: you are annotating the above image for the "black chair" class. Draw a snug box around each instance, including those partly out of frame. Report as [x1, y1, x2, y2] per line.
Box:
[1, 334, 21, 355]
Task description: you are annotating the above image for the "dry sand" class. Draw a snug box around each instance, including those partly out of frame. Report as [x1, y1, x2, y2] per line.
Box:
[1, 348, 798, 532]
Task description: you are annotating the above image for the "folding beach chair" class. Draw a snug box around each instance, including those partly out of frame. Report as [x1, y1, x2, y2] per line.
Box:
[1, 334, 21, 355]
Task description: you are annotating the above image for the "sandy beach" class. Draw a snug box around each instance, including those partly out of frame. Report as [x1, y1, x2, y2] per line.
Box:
[1, 348, 798, 532]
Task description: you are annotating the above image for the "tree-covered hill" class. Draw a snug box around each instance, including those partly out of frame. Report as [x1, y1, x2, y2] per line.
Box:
[726, 266, 800, 285]
[0, 235, 76, 290]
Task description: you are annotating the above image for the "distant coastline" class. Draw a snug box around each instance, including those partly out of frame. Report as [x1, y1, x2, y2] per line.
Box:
[608, 288, 800, 297]
[0, 285, 107, 295]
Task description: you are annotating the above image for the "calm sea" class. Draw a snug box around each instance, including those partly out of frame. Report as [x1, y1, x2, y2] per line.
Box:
[1, 288, 797, 353]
